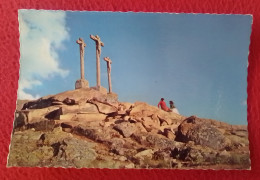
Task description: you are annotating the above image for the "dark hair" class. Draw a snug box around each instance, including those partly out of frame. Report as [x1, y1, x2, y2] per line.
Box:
[169, 101, 175, 108]
[161, 98, 164, 101]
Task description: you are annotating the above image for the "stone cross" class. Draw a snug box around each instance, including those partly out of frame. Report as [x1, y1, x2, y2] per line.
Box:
[76, 38, 86, 80]
[90, 35, 104, 89]
[75, 38, 89, 89]
[103, 57, 112, 93]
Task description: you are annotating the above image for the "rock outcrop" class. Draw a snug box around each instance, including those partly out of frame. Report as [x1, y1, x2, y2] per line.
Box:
[9, 88, 250, 169]
[176, 116, 229, 150]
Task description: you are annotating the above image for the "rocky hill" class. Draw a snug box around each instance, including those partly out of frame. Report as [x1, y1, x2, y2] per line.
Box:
[8, 88, 250, 169]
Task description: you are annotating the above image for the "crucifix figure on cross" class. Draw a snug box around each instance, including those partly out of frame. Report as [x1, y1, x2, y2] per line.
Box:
[90, 35, 104, 89]
[103, 57, 112, 93]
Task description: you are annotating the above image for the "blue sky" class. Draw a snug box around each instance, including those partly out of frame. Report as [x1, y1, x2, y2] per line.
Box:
[18, 10, 252, 125]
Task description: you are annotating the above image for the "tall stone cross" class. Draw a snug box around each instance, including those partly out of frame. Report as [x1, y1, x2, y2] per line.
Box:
[90, 35, 104, 89]
[75, 37, 89, 89]
[76, 38, 86, 80]
[103, 57, 112, 93]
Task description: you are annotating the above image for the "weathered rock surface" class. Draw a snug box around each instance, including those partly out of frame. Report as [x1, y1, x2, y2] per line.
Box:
[134, 149, 154, 161]
[21, 97, 54, 110]
[114, 122, 136, 138]
[129, 102, 185, 125]
[88, 99, 118, 114]
[8, 128, 100, 168]
[10, 89, 250, 169]
[27, 106, 61, 123]
[14, 111, 27, 129]
[176, 116, 229, 150]
[142, 117, 160, 132]
[53, 88, 118, 107]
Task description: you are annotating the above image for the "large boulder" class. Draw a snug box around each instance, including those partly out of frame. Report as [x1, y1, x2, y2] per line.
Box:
[171, 144, 218, 163]
[58, 103, 99, 114]
[129, 102, 184, 125]
[118, 102, 133, 111]
[21, 97, 54, 110]
[52, 88, 118, 107]
[28, 107, 57, 121]
[14, 111, 27, 129]
[72, 125, 121, 143]
[146, 133, 182, 149]
[131, 132, 183, 149]
[176, 116, 229, 150]
[14, 108, 59, 131]
[27, 119, 56, 131]
[62, 97, 76, 105]
[129, 102, 159, 118]
[45, 108, 62, 119]
[135, 122, 147, 133]
[79, 103, 99, 113]
[109, 138, 128, 155]
[59, 105, 80, 114]
[73, 113, 107, 122]
[58, 113, 107, 127]
[17, 106, 61, 124]
[114, 122, 137, 138]
[60, 118, 104, 130]
[59, 113, 77, 121]
[142, 117, 160, 132]
[88, 99, 118, 115]
[134, 149, 154, 161]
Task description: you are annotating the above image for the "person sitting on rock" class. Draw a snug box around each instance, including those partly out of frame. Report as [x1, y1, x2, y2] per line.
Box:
[158, 98, 172, 112]
[169, 100, 180, 114]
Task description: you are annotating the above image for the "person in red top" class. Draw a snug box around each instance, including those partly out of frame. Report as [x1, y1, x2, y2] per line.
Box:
[157, 98, 171, 112]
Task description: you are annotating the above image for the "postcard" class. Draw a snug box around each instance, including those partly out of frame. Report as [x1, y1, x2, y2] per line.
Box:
[8, 10, 252, 169]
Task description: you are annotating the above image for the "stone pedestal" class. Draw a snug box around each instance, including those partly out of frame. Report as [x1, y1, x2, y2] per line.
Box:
[107, 92, 118, 99]
[75, 79, 89, 89]
[106, 92, 118, 105]
[90, 86, 107, 94]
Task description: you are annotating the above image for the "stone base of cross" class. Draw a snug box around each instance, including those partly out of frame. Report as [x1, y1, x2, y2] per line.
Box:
[75, 79, 89, 89]
[90, 86, 107, 94]
[107, 92, 118, 100]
